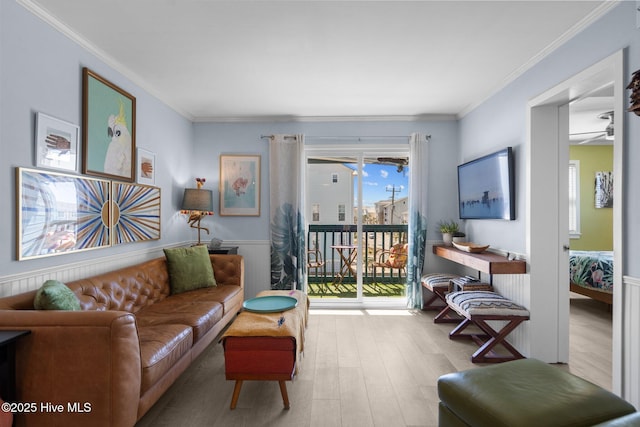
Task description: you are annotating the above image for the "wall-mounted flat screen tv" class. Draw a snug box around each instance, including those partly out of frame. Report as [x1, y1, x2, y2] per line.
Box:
[457, 147, 515, 220]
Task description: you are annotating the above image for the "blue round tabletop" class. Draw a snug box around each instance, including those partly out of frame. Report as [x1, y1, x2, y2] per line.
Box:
[242, 295, 298, 313]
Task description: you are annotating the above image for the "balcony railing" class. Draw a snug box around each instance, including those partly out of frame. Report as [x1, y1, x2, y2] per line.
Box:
[307, 224, 408, 297]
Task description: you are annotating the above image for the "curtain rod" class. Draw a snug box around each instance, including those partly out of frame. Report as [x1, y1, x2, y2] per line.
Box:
[260, 134, 430, 141]
[260, 134, 297, 140]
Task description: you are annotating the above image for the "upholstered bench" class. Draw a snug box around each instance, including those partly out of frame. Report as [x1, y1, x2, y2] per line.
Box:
[438, 358, 637, 427]
[421, 273, 461, 323]
[221, 290, 309, 410]
[445, 290, 529, 363]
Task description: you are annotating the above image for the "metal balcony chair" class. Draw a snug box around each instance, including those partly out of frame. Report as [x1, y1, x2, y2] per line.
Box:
[307, 248, 327, 293]
[370, 243, 408, 291]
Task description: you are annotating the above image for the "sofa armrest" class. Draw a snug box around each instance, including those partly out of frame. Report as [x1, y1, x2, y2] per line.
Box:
[210, 254, 244, 289]
[0, 310, 141, 427]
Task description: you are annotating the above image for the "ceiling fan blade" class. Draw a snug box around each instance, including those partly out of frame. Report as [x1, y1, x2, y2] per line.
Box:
[570, 130, 607, 136]
[577, 133, 606, 145]
[377, 157, 408, 165]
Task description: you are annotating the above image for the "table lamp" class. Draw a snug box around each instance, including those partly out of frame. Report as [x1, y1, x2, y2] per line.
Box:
[180, 178, 214, 245]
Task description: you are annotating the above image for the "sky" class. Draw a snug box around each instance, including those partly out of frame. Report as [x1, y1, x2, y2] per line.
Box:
[350, 162, 409, 207]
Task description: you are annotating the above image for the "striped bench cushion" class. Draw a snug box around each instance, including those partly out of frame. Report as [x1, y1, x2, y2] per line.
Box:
[421, 273, 460, 290]
[446, 291, 529, 318]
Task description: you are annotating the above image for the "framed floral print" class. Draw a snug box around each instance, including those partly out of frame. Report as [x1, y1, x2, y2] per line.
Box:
[219, 154, 260, 216]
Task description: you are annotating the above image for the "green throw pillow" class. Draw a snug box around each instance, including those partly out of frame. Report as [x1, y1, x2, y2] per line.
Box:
[34, 280, 81, 311]
[164, 245, 217, 294]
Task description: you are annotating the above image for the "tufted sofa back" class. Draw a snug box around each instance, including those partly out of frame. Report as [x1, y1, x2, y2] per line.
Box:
[0, 254, 244, 313]
[67, 258, 170, 312]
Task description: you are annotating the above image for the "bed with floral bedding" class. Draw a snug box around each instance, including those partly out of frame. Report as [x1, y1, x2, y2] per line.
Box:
[569, 250, 613, 305]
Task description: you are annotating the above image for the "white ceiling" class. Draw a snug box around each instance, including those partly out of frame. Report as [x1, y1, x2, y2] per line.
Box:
[570, 88, 615, 145]
[21, 0, 615, 123]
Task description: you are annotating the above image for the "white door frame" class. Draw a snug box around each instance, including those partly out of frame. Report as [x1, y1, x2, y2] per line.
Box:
[527, 50, 624, 392]
[305, 144, 410, 308]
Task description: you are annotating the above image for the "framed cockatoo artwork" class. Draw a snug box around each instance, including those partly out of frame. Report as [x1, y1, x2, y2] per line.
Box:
[82, 67, 136, 181]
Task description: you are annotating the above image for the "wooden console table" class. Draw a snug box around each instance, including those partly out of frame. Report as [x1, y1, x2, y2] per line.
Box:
[433, 245, 525, 281]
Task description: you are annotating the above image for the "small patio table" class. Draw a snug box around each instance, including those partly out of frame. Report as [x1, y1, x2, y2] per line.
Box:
[331, 244, 357, 285]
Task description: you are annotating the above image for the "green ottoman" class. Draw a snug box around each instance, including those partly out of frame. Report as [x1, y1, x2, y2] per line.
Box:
[438, 358, 637, 427]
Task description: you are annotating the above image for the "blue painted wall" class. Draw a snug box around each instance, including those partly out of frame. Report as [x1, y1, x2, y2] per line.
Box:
[2, 1, 639, 281]
[192, 120, 459, 243]
[459, 1, 639, 269]
[0, 1, 194, 276]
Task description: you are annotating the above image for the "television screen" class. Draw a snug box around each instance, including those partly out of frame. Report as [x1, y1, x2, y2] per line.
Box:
[457, 147, 515, 220]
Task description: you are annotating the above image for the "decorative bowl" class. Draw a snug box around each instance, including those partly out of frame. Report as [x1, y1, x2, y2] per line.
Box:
[452, 242, 490, 253]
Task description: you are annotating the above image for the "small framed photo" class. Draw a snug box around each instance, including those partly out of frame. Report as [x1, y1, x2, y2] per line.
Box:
[595, 171, 613, 208]
[137, 148, 156, 185]
[219, 154, 260, 216]
[35, 112, 80, 172]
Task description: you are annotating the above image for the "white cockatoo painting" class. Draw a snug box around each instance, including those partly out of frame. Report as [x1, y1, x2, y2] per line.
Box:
[104, 100, 132, 177]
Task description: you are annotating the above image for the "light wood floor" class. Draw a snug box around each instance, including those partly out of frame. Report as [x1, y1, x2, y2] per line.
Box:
[136, 295, 612, 427]
[564, 293, 612, 390]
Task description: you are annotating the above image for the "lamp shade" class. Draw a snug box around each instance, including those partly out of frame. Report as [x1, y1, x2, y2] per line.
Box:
[181, 189, 213, 211]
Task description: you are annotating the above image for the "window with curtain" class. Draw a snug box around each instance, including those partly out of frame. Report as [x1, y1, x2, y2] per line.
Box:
[569, 160, 581, 239]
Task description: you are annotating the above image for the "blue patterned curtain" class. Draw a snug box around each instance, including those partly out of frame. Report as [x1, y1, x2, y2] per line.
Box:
[269, 135, 306, 290]
[406, 133, 429, 308]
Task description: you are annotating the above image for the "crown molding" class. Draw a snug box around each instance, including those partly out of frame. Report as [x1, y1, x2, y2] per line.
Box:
[457, 0, 621, 119]
[18, 0, 456, 125]
[192, 114, 457, 124]
[17, 0, 195, 121]
[19, 0, 619, 124]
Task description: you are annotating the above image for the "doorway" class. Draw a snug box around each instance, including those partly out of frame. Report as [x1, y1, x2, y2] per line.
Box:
[566, 86, 615, 389]
[304, 145, 410, 307]
[528, 50, 623, 392]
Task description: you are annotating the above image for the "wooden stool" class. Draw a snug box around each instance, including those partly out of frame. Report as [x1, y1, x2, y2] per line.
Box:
[421, 273, 461, 323]
[445, 290, 529, 363]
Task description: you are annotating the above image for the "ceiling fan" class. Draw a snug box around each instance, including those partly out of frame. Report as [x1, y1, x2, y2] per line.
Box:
[377, 157, 409, 173]
[570, 111, 614, 145]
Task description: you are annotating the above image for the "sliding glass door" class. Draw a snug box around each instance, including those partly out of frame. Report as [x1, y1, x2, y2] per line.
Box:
[305, 145, 409, 305]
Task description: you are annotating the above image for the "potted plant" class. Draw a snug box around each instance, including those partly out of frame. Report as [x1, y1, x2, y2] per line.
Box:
[438, 220, 460, 246]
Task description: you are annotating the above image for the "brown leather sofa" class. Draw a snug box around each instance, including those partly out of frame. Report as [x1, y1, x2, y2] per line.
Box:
[0, 254, 244, 427]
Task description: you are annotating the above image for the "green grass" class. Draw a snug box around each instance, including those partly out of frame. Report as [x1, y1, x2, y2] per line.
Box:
[307, 282, 406, 298]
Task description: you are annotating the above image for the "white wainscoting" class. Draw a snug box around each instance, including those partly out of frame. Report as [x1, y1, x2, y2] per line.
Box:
[622, 275, 640, 408]
[489, 273, 532, 358]
[225, 240, 271, 300]
[0, 245, 175, 297]
[0, 240, 272, 299]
